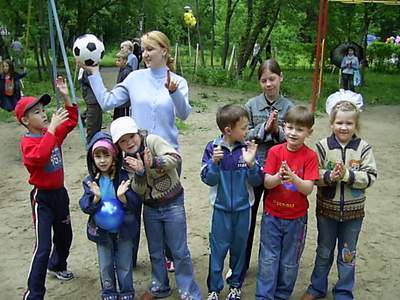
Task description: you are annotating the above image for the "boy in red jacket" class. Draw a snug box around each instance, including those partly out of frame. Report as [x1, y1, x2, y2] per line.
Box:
[16, 77, 78, 300]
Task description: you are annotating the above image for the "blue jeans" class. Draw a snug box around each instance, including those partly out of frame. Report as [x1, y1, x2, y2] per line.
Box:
[255, 212, 307, 300]
[306, 216, 363, 300]
[97, 234, 135, 299]
[143, 194, 202, 299]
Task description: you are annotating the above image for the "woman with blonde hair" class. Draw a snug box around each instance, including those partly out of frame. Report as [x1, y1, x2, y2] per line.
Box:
[84, 30, 191, 151]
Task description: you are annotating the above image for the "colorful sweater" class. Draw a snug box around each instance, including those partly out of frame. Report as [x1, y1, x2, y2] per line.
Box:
[130, 133, 183, 207]
[20, 105, 78, 189]
[315, 134, 377, 221]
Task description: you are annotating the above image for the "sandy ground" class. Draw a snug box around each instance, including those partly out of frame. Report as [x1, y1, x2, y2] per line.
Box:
[0, 69, 399, 299]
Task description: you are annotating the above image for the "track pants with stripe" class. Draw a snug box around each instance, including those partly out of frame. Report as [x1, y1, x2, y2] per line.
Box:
[207, 207, 250, 292]
[24, 187, 73, 300]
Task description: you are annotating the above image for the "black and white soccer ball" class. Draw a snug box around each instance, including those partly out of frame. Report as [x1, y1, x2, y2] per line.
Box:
[73, 34, 105, 66]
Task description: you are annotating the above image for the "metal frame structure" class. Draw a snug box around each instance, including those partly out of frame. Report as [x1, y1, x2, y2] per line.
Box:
[310, 0, 400, 112]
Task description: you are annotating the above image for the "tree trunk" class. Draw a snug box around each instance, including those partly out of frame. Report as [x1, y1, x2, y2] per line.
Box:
[236, 0, 282, 76]
[361, 4, 372, 85]
[248, 2, 282, 79]
[237, 0, 254, 72]
[33, 37, 42, 80]
[210, 0, 216, 67]
[195, 0, 205, 67]
[37, 0, 52, 79]
[221, 0, 239, 69]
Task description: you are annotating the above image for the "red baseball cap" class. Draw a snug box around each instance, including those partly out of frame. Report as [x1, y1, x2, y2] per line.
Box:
[15, 94, 51, 122]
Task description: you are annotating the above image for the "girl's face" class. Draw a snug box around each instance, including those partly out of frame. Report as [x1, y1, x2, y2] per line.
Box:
[259, 69, 282, 101]
[142, 41, 166, 69]
[331, 110, 357, 144]
[2, 62, 10, 73]
[93, 148, 114, 174]
[117, 133, 141, 155]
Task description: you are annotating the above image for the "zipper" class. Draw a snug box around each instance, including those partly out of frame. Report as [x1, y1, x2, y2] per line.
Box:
[339, 146, 346, 221]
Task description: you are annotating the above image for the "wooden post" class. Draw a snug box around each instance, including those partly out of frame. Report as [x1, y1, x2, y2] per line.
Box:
[194, 43, 199, 74]
[187, 27, 192, 58]
[227, 44, 236, 73]
[174, 43, 178, 71]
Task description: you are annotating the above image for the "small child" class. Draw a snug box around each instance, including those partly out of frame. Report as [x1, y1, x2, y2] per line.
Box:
[302, 101, 377, 300]
[79, 68, 103, 143]
[113, 49, 133, 120]
[79, 132, 142, 300]
[120, 40, 138, 71]
[110, 116, 202, 300]
[201, 104, 263, 300]
[16, 76, 77, 300]
[0, 59, 27, 111]
[255, 105, 319, 300]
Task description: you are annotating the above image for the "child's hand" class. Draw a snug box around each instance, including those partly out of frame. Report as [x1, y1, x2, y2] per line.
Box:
[55, 76, 69, 99]
[89, 181, 101, 203]
[264, 110, 277, 133]
[143, 147, 153, 168]
[164, 69, 178, 93]
[330, 161, 345, 182]
[212, 145, 224, 164]
[243, 140, 258, 168]
[117, 179, 131, 204]
[124, 153, 144, 173]
[280, 161, 297, 183]
[47, 107, 69, 134]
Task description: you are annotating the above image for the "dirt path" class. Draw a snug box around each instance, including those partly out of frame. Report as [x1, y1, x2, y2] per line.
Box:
[0, 70, 399, 299]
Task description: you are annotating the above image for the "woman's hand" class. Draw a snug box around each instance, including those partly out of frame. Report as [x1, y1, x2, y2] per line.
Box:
[164, 69, 178, 93]
[76, 61, 100, 75]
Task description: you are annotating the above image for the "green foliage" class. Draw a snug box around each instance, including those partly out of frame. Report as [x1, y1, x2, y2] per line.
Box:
[367, 42, 400, 71]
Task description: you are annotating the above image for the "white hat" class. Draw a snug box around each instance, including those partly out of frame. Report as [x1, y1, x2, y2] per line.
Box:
[110, 116, 138, 143]
[326, 89, 364, 115]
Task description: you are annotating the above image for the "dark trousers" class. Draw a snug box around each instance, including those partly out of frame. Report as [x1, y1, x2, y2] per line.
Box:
[113, 106, 130, 120]
[341, 73, 354, 92]
[24, 188, 73, 300]
[86, 103, 103, 144]
[240, 184, 267, 284]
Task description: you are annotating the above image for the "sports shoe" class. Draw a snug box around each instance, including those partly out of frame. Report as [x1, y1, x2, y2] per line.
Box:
[207, 291, 219, 300]
[166, 259, 175, 273]
[47, 269, 74, 281]
[226, 287, 241, 300]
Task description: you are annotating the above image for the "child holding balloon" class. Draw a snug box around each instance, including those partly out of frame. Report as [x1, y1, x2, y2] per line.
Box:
[79, 131, 142, 300]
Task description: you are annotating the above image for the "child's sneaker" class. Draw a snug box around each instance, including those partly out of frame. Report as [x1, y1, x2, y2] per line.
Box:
[47, 269, 74, 281]
[226, 287, 241, 300]
[165, 259, 175, 273]
[207, 291, 219, 300]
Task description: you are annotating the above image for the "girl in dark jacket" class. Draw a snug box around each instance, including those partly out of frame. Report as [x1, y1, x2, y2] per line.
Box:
[0, 59, 27, 111]
[79, 132, 142, 300]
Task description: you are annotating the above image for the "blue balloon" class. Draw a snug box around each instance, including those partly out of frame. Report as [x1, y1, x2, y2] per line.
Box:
[94, 197, 125, 232]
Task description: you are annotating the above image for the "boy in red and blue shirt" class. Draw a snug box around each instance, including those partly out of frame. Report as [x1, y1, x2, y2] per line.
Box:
[16, 77, 78, 300]
[255, 105, 319, 300]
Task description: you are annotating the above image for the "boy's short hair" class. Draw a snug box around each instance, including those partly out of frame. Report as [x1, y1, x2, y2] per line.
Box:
[284, 105, 314, 128]
[116, 49, 129, 60]
[15, 94, 51, 123]
[216, 104, 249, 132]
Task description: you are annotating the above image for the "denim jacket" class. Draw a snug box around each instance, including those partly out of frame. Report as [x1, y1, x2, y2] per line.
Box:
[244, 94, 294, 165]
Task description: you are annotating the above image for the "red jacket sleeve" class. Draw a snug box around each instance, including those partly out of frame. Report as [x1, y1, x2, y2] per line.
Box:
[54, 104, 78, 145]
